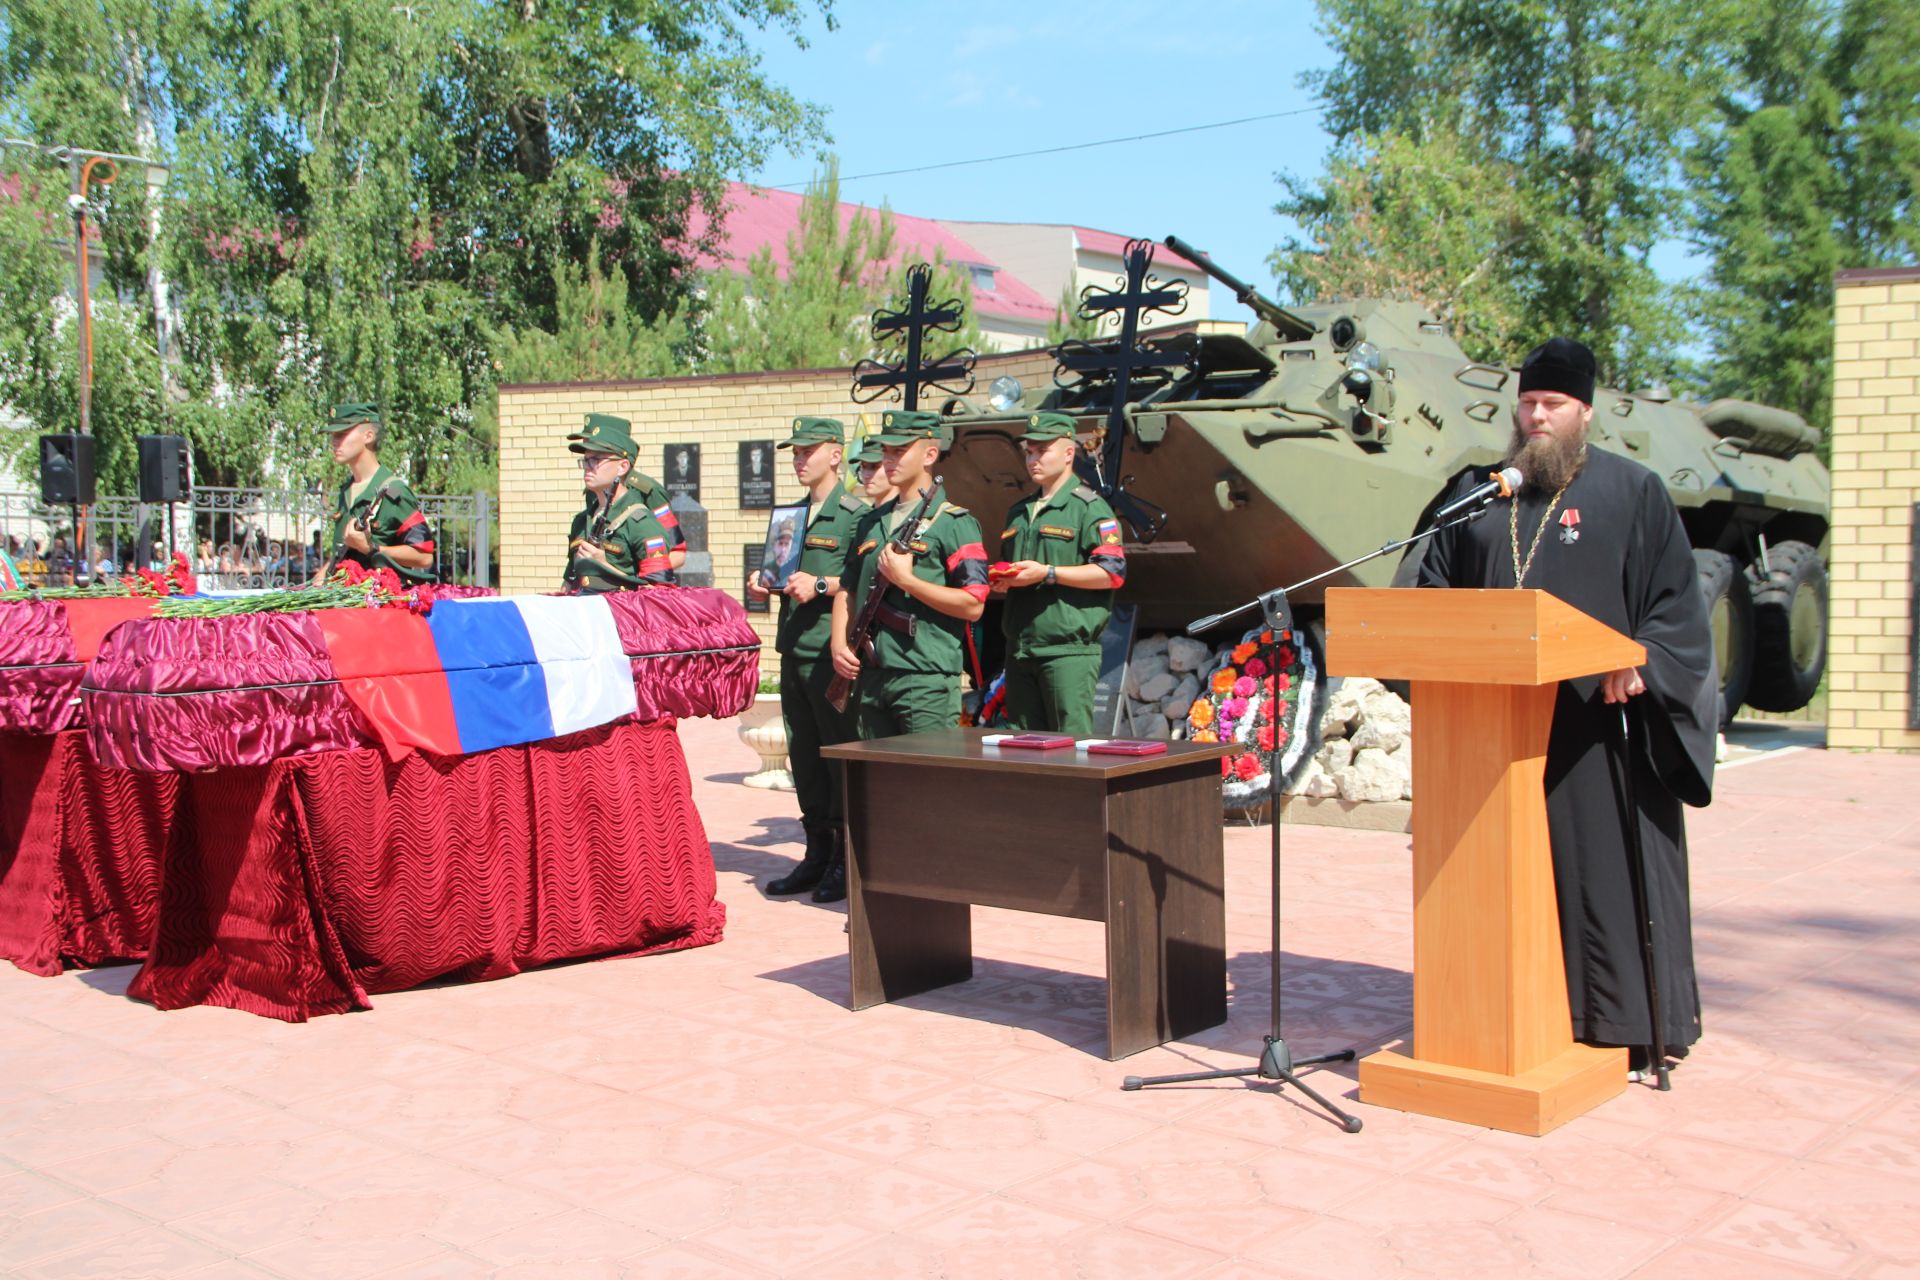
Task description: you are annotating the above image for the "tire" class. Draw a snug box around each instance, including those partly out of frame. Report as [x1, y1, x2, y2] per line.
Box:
[1743, 540, 1828, 712]
[1694, 548, 1755, 731]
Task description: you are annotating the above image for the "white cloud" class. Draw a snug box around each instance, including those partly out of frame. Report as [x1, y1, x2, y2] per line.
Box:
[954, 25, 1021, 60]
[863, 40, 888, 66]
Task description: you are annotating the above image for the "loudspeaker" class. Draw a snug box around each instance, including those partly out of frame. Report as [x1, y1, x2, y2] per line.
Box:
[137, 434, 191, 503]
[39, 434, 96, 505]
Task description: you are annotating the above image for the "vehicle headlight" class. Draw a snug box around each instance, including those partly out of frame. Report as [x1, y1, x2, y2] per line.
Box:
[988, 375, 1023, 413]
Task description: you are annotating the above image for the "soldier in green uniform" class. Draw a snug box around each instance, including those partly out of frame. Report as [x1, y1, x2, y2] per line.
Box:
[830, 409, 990, 739]
[562, 414, 681, 592]
[314, 401, 438, 584]
[749, 417, 867, 902]
[853, 435, 897, 507]
[995, 411, 1128, 735]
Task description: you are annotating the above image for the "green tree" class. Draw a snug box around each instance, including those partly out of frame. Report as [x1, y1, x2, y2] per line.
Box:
[701, 158, 898, 373]
[1686, 0, 1919, 437]
[1271, 128, 1533, 366]
[1046, 283, 1099, 346]
[1289, 0, 1745, 386]
[0, 0, 829, 491]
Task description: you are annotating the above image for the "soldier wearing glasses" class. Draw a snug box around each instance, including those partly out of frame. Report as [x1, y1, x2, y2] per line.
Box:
[563, 414, 685, 592]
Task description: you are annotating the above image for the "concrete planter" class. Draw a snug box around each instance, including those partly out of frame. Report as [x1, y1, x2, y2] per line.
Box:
[736, 694, 793, 790]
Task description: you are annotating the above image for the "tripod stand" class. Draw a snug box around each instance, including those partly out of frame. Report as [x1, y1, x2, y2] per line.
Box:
[1121, 503, 1495, 1128]
[1122, 586, 1361, 1130]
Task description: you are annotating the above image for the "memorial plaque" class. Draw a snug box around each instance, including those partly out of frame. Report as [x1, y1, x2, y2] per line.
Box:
[663, 443, 700, 502]
[738, 440, 775, 509]
[743, 542, 770, 613]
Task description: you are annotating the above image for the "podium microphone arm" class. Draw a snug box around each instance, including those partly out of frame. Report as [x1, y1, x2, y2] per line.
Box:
[1185, 503, 1489, 637]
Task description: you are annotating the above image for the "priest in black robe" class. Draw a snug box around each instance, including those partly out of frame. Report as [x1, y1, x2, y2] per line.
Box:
[1416, 337, 1717, 1072]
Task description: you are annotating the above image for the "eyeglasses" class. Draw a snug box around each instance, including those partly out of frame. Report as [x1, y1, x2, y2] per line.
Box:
[578, 455, 619, 471]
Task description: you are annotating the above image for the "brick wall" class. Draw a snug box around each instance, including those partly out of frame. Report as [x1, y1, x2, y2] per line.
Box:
[497, 347, 1058, 651]
[1828, 266, 1920, 751]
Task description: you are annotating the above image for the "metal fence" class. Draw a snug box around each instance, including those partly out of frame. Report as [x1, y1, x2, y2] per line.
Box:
[0, 487, 493, 588]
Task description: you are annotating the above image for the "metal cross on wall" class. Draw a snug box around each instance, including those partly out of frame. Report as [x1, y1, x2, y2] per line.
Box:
[850, 263, 977, 410]
[1051, 237, 1193, 538]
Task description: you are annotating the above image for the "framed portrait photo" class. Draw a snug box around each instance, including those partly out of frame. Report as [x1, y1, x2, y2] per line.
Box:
[757, 500, 809, 591]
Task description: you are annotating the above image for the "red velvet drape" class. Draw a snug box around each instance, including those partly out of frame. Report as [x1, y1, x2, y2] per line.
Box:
[126, 719, 724, 1021]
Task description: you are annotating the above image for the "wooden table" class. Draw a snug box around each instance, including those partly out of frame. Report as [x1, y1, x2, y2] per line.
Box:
[822, 729, 1233, 1059]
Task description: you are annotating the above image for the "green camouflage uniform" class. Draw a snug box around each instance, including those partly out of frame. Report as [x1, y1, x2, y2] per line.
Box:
[840, 411, 989, 740]
[322, 401, 437, 583]
[772, 420, 867, 831]
[998, 412, 1126, 735]
[563, 414, 678, 592]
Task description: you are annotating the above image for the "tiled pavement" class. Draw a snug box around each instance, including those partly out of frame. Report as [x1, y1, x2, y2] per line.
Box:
[2, 718, 1916, 1278]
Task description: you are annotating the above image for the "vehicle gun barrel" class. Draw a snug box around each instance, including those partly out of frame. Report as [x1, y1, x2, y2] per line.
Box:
[1164, 235, 1315, 341]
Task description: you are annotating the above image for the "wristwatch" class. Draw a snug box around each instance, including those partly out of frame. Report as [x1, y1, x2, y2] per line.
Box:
[814, 576, 830, 597]
[1044, 564, 1057, 586]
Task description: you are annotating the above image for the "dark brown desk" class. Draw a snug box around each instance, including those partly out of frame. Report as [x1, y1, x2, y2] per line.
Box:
[822, 729, 1233, 1059]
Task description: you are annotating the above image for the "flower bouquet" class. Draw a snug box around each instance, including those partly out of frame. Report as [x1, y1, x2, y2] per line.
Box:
[1184, 625, 1320, 806]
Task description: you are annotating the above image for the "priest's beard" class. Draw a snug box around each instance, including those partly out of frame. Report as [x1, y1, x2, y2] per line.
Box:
[1505, 421, 1589, 494]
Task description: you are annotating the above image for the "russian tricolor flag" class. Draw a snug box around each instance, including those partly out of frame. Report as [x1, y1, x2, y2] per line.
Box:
[318, 596, 638, 758]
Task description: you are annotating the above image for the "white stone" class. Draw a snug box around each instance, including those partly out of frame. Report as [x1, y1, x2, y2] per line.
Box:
[1335, 747, 1404, 803]
[1132, 712, 1171, 741]
[1168, 673, 1200, 710]
[1166, 636, 1212, 672]
[1134, 633, 1170, 658]
[1324, 677, 1382, 737]
[1316, 738, 1354, 773]
[1305, 769, 1342, 799]
[1162, 694, 1196, 720]
[1138, 671, 1177, 703]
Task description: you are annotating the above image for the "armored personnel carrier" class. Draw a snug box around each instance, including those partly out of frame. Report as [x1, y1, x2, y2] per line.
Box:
[930, 236, 1830, 733]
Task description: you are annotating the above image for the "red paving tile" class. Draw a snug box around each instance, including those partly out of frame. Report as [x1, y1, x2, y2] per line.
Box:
[0, 715, 1915, 1276]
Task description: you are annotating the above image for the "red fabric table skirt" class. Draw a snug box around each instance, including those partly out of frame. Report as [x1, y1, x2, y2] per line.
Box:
[125, 718, 725, 1021]
[0, 731, 176, 976]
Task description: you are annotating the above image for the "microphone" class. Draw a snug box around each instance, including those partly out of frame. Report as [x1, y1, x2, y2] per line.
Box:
[1432, 466, 1523, 523]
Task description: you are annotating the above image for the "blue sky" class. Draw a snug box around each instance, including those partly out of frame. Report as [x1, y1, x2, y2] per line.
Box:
[741, 0, 1340, 327]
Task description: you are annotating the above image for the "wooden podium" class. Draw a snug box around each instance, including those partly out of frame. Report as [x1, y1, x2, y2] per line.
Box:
[1324, 588, 1646, 1135]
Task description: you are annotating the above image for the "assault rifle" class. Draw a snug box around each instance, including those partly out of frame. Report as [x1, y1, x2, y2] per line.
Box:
[826, 478, 942, 713]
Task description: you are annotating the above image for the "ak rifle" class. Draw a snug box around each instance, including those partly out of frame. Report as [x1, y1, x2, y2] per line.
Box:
[826, 478, 942, 713]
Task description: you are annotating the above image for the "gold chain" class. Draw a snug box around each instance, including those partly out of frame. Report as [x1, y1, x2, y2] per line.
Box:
[1510, 482, 1570, 587]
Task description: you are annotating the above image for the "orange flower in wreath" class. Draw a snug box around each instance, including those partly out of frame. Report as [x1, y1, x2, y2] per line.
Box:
[1231, 641, 1259, 664]
[1192, 729, 1219, 743]
[1209, 668, 1237, 695]
[1188, 699, 1215, 729]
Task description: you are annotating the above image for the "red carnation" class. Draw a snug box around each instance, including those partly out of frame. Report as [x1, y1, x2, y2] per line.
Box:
[1220, 756, 1233, 778]
[1275, 673, 1291, 692]
[1277, 646, 1296, 666]
[1233, 753, 1261, 782]
[374, 567, 404, 596]
[1258, 724, 1276, 752]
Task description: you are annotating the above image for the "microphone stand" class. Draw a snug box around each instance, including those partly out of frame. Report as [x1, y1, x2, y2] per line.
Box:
[1122, 502, 1493, 1128]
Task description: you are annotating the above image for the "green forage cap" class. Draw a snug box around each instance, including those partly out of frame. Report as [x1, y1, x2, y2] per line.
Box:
[567, 412, 636, 459]
[1019, 411, 1079, 442]
[779, 416, 845, 448]
[854, 437, 885, 465]
[327, 401, 381, 431]
[873, 408, 943, 445]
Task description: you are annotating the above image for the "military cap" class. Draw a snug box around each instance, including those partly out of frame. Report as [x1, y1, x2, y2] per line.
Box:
[779, 416, 846, 448]
[566, 412, 637, 460]
[327, 401, 381, 431]
[1018, 411, 1079, 442]
[853, 437, 885, 465]
[873, 408, 944, 446]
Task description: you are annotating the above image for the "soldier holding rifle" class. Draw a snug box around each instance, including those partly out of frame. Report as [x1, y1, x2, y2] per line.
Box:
[314, 401, 437, 584]
[830, 410, 990, 739]
[749, 417, 867, 903]
[562, 414, 682, 593]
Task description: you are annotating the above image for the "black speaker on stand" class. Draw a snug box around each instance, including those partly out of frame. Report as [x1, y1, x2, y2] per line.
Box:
[40, 434, 97, 584]
[137, 434, 191, 563]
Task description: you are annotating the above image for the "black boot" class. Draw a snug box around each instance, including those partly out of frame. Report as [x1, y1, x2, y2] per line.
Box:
[767, 820, 830, 896]
[811, 826, 847, 903]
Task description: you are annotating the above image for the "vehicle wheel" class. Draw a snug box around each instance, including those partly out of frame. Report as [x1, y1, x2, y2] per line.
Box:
[1743, 540, 1828, 712]
[1694, 549, 1754, 731]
